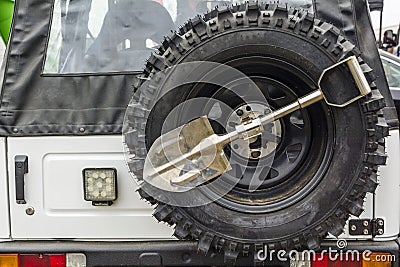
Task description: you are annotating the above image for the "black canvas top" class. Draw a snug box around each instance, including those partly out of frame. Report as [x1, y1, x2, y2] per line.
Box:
[0, 0, 395, 136]
[368, 0, 384, 11]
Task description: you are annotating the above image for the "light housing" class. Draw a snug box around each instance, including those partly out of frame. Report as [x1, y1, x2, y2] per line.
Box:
[83, 168, 117, 206]
[0, 254, 18, 267]
[0, 253, 86, 267]
[19, 254, 65, 267]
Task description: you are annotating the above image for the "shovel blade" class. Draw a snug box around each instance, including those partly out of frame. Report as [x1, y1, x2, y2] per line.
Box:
[143, 116, 231, 192]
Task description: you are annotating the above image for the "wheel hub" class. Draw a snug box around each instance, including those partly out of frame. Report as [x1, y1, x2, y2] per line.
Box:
[226, 103, 282, 160]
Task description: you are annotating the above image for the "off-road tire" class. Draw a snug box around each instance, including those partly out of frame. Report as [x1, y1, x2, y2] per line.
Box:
[125, 3, 389, 263]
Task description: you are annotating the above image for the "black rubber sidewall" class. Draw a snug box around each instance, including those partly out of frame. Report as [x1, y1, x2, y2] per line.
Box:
[145, 28, 366, 242]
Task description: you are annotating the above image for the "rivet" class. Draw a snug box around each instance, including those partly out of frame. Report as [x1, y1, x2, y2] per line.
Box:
[251, 151, 261, 158]
[79, 127, 85, 133]
[25, 207, 35, 216]
[363, 229, 369, 235]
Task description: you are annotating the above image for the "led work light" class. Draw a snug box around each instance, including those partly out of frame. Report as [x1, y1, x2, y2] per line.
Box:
[83, 168, 117, 206]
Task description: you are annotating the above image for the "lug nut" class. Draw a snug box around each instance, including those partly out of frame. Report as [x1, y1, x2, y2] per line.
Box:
[228, 121, 237, 127]
[251, 151, 261, 158]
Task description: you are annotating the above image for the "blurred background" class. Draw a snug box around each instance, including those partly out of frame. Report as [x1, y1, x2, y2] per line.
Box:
[371, 0, 399, 36]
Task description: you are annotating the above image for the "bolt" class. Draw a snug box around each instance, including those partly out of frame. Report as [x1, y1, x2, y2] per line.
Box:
[79, 127, 85, 133]
[228, 121, 237, 127]
[363, 229, 369, 235]
[236, 109, 244, 116]
[13, 128, 18, 133]
[16, 162, 23, 168]
[245, 106, 251, 111]
[377, 220, 384, 226]
[251, 151, 261, 158]
[350, 225, 357, 231]
[377, 229, 384, 235]
[233, 144, 239, 150]
[25, 207, 35, 216]
[363, 221, 369, 227]
[182, 253, 191, 263]
[264, 109, 272, 115]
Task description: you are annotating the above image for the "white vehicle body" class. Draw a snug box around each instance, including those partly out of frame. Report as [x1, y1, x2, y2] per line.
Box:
[0, 0, 399, 266]
[0, 131, 398, 241]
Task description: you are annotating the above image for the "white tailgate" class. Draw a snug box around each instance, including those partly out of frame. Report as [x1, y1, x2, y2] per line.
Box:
[8, 135, 173, 239]
[374, 129, 400, 240]
[0, 138, 10, 238]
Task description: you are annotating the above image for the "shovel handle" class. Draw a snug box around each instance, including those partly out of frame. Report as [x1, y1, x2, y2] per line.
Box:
[346, 56, 371, 97]
[318, 56, 371, 107]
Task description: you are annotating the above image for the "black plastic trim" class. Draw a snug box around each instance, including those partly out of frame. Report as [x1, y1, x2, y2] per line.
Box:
[14, 155, 28, 204]
[0, 240, 398, 266]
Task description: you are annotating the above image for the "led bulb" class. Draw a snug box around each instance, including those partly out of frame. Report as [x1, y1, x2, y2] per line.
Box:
[83, 168, 117, 203]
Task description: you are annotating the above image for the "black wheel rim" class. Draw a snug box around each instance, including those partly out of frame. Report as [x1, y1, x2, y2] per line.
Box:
[179, 55, 335, 213]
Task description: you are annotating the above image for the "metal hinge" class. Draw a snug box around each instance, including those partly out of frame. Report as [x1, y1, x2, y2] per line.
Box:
[349, 218, 384, 236]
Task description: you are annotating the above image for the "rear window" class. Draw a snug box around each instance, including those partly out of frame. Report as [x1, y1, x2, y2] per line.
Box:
[44, 0, 313, 74]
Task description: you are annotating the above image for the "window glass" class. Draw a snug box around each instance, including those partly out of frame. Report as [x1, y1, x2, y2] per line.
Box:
[44, 0, 313, 74]
[382, 58, 400, 88]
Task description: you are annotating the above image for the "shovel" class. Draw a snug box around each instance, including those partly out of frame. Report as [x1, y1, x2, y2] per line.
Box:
[143, 56, 371, 191]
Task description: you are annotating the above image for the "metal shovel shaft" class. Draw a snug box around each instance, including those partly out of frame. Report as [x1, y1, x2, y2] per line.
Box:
[226, 90, 324, 145]
[146, 56, 371, 188]
[164, 90, 324, 186]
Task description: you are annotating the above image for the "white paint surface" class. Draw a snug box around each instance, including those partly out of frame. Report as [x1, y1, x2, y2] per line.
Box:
[0, 41, 5, 66]
[7, 135, 174, 239]
[374, 130, 400, 240]
[0, 138, 10, 238]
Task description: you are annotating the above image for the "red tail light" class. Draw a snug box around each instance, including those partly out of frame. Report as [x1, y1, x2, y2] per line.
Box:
[312, 255, 360, 267]
[310, 252, 393, 267]
[0, 253, 86, 267]
[19, 254, 66, 267]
